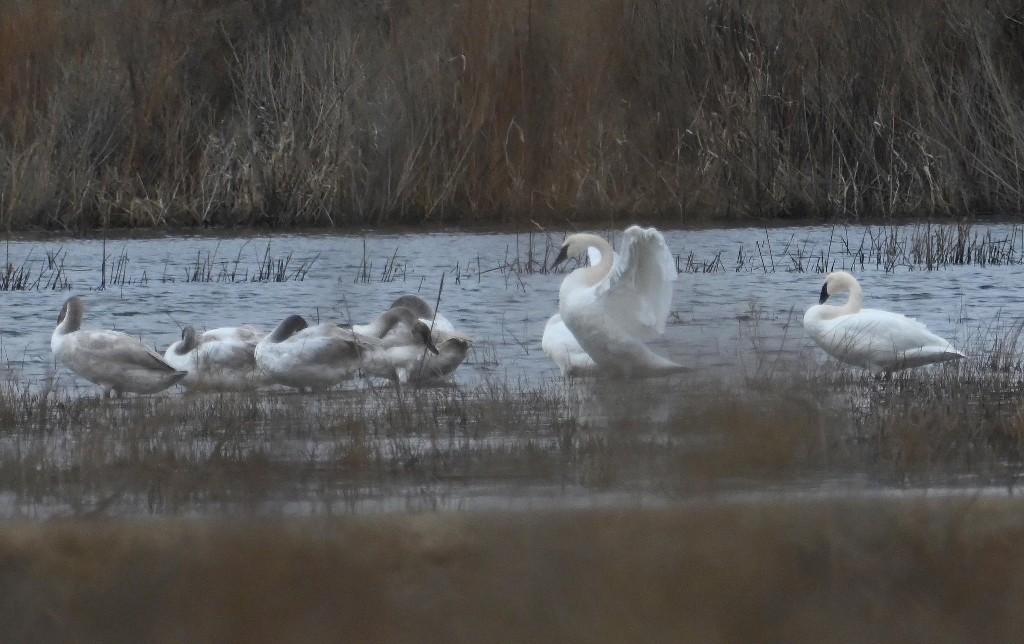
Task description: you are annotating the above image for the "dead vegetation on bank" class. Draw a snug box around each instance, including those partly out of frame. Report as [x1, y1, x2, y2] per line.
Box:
[2, 0, 1024, 230]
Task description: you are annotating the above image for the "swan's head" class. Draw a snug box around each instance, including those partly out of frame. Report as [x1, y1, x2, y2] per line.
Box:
[411, 320, 440, 355]
[267, 314, 308, 343]
[57, 296, 85, 331]
[389, 294, 435, 319]
[820, 271, 860, 304]
[380, 307, 441, 355]
[173, 326, 200, 355]
[551, 234, 591, 269]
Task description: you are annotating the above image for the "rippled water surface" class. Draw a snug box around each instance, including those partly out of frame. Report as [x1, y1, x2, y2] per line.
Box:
[3, 224, 1019, 388]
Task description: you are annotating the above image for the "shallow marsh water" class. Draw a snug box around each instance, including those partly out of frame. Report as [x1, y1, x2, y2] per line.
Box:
[2, 223, 1024, 517]
[3, 224, 1015, 386]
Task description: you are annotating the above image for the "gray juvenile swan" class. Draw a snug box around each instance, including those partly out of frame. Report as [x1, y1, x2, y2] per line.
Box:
[352, 306, 449, 384]
[255, 315, 377, 392]
[50, 295, 187, 397]
[380, 296, 471, 382]
[551, 225, 685, 377]
[163, 325, 264, 391]
[803, 270, 966, 372]
[388, 294, 455, 333]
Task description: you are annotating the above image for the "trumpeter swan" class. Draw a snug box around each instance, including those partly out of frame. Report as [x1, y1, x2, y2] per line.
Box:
[551, 226, 685, 377]
[163, 325, 264, 391]
[255, 315, 375, 391]
[542, 246, 603, 376]
[802, 270, 966, 372]
[352, 306, 450, 384]
[376, 297, 470, 382]
[50, 295, 186, 397]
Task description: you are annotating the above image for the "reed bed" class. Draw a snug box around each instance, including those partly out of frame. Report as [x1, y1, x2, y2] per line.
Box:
[2, 0, 1024, 230]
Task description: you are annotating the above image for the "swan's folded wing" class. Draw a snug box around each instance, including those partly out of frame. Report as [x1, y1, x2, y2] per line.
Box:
[202, 340, 257, 370]
[81, 331, 180, 372]
[595, 226, 676, 339]
[827, 310, 955, 354]
[296, 337, 363, 365]
[202, 325, 265, 343]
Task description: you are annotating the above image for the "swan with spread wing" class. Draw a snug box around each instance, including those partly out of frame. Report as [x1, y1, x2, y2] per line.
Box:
[551, 226, 685, 377]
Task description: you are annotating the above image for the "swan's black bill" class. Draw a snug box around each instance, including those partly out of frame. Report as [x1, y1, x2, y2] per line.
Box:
[818, 283, 830, 304]
[416, 325, 440, 355]
[551, 245, 569, 269]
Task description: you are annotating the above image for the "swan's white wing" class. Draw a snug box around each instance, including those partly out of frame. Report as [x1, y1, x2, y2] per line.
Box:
[595, 226, 676, 340]
[806, 306, 963, 370]
[830, 309, 954, 351]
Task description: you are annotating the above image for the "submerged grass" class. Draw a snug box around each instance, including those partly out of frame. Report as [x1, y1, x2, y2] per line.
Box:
[3, 330, 1024, 517]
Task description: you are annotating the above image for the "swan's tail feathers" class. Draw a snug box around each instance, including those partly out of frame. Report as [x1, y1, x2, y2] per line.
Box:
[168, 371, 189, 386]
[899, 346, 967, 369]
[634, 351, 690, 377]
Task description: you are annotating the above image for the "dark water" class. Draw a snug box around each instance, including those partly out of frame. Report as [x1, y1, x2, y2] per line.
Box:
[2, 224, 1017, 390]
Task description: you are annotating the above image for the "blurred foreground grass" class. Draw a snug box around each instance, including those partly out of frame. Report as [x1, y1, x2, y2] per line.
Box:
[1, 499, 1023, 642]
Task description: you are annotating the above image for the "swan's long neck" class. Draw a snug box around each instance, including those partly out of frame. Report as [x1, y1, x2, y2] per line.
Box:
[820, 277, 864, 320]
[377, 307, 419, 337]
[55, 299, 83, 336]
[579, 235, 614, 286]
[174, 328, 199, 354]
[559, 235, 614, 304]
[268, 315, 306, 342]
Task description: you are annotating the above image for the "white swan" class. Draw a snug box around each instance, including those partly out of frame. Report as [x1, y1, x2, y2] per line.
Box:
[542, 246, 604, 376]
[802, 270, 966, 372]
[255, 315, 375, 391]
[551, 226, 685, 377]
[163, 326, 264, 391]
[542, 313, 598, 377]
[50, 295, 187, 397]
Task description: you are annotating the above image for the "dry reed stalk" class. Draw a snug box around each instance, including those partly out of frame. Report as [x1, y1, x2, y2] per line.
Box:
[0, 0, 1023, 229]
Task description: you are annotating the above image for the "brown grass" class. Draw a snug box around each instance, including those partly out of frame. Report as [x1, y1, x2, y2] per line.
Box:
[2, 0, 1024, 230]
[1, 499, 1024, 642]
[2, 339, 1023, 516]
